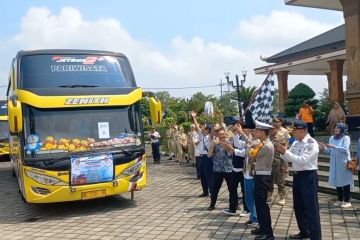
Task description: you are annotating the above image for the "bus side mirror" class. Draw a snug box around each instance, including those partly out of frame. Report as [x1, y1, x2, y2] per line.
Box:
[8, 98, 23, 133]
[149, 97, 162, 125]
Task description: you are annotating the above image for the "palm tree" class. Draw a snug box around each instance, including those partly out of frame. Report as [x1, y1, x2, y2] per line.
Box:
[240, 86, 257, 110]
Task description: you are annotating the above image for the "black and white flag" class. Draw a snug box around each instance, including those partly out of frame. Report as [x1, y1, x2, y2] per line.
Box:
[246, 71, 274, 124]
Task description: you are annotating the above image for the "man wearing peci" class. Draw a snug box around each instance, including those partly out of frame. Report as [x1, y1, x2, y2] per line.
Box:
[276, 120, 321, 240]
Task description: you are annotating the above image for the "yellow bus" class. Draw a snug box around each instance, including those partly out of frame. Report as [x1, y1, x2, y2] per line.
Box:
[0, 100, 9, 158]
[7, 50, 162, 203]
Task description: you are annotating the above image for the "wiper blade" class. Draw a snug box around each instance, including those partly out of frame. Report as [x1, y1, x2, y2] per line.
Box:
[118, 149, 132, 155]
[57, 84, 99, 88]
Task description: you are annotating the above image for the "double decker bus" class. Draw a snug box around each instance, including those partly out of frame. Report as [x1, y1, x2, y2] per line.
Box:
[7, 49, 162, 203]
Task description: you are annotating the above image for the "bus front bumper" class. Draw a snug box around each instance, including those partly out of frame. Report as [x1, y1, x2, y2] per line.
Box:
[22, 160, 147, 203]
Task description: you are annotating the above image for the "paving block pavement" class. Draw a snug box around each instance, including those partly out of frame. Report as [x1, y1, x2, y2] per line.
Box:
[0, 159, 360, 239]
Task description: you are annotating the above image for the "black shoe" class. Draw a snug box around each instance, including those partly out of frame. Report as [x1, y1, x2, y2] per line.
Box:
[207, 206, 215, 211]
[289, 232, 310, 239]
[245, 220, 258, 227]
[251, 227, 262, 235]
[198, 193, 209, 197]
[255, 234, 274, 240]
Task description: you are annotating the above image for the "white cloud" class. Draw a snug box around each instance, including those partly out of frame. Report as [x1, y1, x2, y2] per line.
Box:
[2, 6, 256, 97]
[0, 7, 344, 99]
[238, 10, 342, 50]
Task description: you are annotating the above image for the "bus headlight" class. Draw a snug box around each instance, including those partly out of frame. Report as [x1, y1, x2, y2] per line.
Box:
[116, 158, 144, 179]
[25, 170, 67, 186]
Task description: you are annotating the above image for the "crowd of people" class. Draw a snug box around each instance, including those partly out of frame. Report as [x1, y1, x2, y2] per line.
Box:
[148, 103, 359, 240]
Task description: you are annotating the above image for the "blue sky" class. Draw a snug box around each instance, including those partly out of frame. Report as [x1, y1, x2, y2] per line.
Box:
[0, 0, 344, 97]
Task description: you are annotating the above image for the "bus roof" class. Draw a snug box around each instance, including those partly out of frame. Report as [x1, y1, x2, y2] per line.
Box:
[16, 49, 127, 58]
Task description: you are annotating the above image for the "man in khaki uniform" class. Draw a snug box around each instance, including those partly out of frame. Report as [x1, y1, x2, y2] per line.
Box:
[187, 125, 196, 164]
[176, 126, 187, 164]
[248, 120, 275, 240]
[172, 125, 179, 162]
[268, 118, 289, 205]
[166, 125, 175, 160]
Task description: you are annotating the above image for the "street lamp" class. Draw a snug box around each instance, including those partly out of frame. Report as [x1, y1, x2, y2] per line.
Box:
[241, 69, 247, 86]
[224, 69, 247, 121]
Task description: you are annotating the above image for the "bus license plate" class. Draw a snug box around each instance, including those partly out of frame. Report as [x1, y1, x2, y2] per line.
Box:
[81, 189, 106, 200]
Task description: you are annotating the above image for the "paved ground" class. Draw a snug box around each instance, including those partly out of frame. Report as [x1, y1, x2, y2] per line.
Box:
[1, 158, 360, 240]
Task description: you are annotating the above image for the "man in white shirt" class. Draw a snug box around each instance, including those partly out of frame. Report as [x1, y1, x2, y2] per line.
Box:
[276, 120, 321, 240]
[193, 125, 202, 179]
[191, 111, 214, 197]
[149, 126, 161, 164]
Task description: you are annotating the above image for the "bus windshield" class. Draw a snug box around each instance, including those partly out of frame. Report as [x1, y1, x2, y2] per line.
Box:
[0, 101, 7, 115]
[23, 103, 143, 159]
[19, 54, 136, 89]
[0, 120, 8, 141]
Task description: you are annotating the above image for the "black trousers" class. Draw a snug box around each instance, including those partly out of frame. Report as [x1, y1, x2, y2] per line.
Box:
[254, 175, 273, 236]
[199, 155, 214, 195]
[230, 171, 249, 212]
[337, 185, 350, 202]
[196, 156, 201, 179]
[293, 170, 321, 240]
[151, 142, 161, 163]
[210, 172, 237, 212]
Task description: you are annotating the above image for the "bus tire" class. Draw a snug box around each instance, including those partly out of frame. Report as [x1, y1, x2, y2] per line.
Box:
[19, 190, 27, 203]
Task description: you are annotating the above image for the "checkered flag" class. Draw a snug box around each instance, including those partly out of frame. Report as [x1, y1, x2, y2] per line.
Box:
[245, 71, 274, 124]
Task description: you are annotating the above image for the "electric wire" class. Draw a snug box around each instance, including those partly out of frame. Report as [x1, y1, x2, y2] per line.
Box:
[143, 83, 227, 90]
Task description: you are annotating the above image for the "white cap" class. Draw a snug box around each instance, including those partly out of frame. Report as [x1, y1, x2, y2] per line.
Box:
[255, 120, 274, 130]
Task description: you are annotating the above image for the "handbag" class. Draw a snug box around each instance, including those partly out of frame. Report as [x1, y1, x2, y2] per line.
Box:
[347, 158, 357, 173]
[339, 137, 357, 173]
[347, 147, 357, 173]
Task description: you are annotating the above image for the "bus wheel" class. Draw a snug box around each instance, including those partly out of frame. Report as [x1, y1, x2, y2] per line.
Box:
[19, 190, 27, 203]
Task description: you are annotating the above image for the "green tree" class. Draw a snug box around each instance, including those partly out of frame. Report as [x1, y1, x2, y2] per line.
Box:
[217, 92, 238, 116]
[140, 98, 150, 117]
[314, 88, 332, 130]
[186, 92, 208, 112]
[176, 110, 188, 124]
[155, 91, 171, 109]
[272, 88, 279, 115]
[163, 117, 177, 127]
[284, 83, 316, 117]
[240, 86, 257, 110]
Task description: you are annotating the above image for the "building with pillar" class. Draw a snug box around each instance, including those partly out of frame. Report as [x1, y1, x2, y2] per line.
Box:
[255, 0, 360, 136]
[255, 25, 346, 113]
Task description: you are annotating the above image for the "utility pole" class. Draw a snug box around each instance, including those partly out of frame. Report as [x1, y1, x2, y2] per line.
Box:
[235, 74, 242, 120]
[220, 79, 223, 97]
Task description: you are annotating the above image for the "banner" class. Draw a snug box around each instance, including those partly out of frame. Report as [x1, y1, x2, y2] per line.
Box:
[71, 153, 113, 185]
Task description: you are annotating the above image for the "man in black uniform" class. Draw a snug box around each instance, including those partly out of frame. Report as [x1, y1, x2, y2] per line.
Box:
[277, 120, 321, 240]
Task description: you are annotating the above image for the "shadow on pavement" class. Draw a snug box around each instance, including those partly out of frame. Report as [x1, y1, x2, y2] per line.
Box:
[0, 165, 137, 224]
